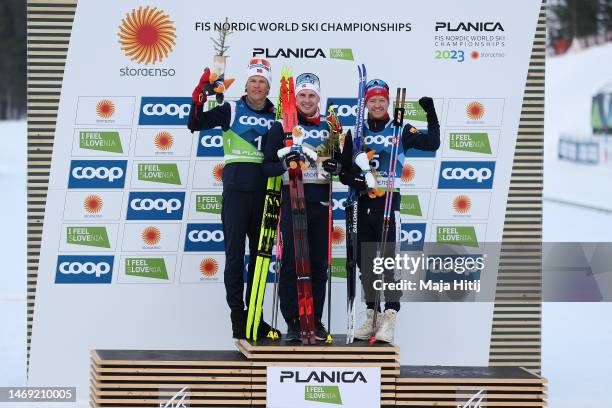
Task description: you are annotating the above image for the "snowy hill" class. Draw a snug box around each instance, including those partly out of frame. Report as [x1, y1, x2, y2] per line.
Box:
[544, 43, 612, 212]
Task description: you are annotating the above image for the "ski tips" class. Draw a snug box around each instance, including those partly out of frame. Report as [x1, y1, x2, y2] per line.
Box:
[325, 334, 334, 344]
[368, 336, 376, 345]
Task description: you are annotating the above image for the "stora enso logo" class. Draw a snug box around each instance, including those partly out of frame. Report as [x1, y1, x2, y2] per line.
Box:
[118, 6, 176, 64]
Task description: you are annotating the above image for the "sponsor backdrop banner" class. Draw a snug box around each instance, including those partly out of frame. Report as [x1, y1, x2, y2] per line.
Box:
[29, 0, 542, 402]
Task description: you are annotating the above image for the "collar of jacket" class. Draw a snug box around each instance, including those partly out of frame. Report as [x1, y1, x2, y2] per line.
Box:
[241, 95, 275, 114]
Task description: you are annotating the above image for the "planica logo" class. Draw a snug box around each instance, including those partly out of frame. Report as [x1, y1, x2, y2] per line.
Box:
[435, 22, 504, 32]
[253, 47, 326, 59]
[280, 370, 367, 383]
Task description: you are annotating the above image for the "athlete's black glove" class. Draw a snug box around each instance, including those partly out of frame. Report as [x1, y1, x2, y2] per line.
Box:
[419, 96, 438, 125]
[322, 158, 342, 175]
[339, 167, 367, 191]
[281, 150, 301, 170]
[347, 174, 367, 191]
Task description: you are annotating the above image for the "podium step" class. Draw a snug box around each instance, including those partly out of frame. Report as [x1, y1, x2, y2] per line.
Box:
[90, 349, 547, 407]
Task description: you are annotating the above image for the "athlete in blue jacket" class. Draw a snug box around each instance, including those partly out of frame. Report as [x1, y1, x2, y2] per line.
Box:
[337, 79, 440, 343]
[188, 58, 279, 339]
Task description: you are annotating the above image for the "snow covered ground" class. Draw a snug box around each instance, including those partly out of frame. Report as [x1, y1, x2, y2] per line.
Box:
[0, 120, 27, 387]
[543, 43, 612, 407]
[1, 45, 612, 405]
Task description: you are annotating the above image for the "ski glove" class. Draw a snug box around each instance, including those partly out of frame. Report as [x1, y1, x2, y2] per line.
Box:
[323, 158, 342, 175]
[280, 150, 301, 170]
[418, 96, 435, 115]
[192, 68, 210, 105]
[347, 173, 368, 191]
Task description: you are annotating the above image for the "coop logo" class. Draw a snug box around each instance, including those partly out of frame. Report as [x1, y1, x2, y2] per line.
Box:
[325, 98, 358, 126]
[55, 255, 114, 284]
[118, 6, 176, 64]
[253, 47, 326, 59]
[68, 160, 127, 189]
[331, 191, 348, 220]
[238, 115, 275, 128]
[126, 192, 185, 220]
[364, 134, 394, 147]
[400, 223, 426, 251]
[138, 97, 191, 125]
[184, 223, 225, 252]
[303, 128, 329, 140]
[435, 21, 504, 32]
[438, 161, 495, 189]
[198, 129, 224, 157]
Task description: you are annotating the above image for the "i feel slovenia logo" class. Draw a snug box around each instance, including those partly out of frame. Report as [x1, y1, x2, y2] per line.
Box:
[118, 6, 176, 64]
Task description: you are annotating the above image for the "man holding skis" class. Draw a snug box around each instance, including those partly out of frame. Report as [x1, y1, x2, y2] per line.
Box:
[263, 73, 334, 342]
[188, 58, 280, 340]
[336, 79, 440, 343]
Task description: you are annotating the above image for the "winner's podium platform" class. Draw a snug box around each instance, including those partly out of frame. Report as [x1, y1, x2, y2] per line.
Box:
[91, 338, 547, 407]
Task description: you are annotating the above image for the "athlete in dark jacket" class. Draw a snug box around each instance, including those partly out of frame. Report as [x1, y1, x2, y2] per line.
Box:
[335, 79, 440, 343]
[188, 58, 279, 339]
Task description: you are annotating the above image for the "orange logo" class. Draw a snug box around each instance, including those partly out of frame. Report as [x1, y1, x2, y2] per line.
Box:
[142, 226, 161, 245]
[466, 101, 485, 120]
[83, 195, 103, 214]
[200, 258, 219, 277]
[154, 131, 174, 151]
[118, 6, 177, 65]
[96, 99, 115, 118]
[331, 225, 345, 245]
[453, 195, 472, 214]
[401, 164, 415, 183]
[212, 163, 224, 182]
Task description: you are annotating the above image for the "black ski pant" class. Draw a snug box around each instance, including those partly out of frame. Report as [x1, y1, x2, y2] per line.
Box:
[278, 196, 329, 323]
[221, 189, 265, 313]
[357, 205, 402, 312]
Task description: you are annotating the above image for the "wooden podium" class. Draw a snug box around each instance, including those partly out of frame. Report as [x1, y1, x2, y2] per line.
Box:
[91, 338, 546, 407]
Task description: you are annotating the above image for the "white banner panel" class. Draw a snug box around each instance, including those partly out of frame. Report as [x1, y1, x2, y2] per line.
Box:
[29, 0, 543, 404]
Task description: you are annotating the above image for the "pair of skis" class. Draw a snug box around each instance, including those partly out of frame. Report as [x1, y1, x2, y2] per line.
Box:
[369, 87, 407, 344]
[279, 67, 317, 344]
[245, 69, 287, 342]
[345, 64, 367, 344]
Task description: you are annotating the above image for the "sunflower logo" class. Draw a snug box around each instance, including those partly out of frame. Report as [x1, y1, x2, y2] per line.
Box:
[212, 163, 224, 182]
[142, 226, 161, 245]
[466, 101, 485, 120]
[401, 164, 415, 183]
[117, 6, 177, 65]
[331, 225, 345, 245]
[83, 195, 103, 214]
[453, 195, 472, 214]
[96, 99, 115, 119]
[154, 131, 174, 151]
[200, 258, 218, 277]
